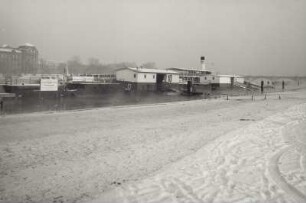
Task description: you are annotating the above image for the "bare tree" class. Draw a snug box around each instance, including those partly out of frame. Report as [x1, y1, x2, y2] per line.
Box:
[142, 62, 156, 69]
[68, 56, 82, 66]
[67, 56, 85, 74]
[88, 58, 100, 66]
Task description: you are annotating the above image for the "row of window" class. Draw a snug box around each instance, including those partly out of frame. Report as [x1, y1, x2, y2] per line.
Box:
[0, 54, 21, 58]
[133, 74, 156, 79]
[203, 76, 215, 80]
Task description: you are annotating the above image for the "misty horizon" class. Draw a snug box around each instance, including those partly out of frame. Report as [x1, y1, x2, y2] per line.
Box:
[1, 0, 305, 76]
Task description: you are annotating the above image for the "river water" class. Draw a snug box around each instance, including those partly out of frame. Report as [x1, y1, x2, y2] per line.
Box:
[1, 85, 274, 115]
[1, 92, 210, 115]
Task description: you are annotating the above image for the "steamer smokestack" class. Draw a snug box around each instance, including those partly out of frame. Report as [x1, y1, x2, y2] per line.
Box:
[200, 56, 206, 71]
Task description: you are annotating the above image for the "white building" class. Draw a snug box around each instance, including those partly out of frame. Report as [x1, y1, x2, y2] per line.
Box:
[200, 74, 245, 86]
[115, 67, 179, 91]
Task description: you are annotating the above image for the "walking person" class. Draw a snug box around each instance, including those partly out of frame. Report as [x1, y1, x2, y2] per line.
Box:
[261, 80, 264, 94]
[0, 98, 3, 114]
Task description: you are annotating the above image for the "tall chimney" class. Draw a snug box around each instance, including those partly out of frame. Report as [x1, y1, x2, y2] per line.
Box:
[200, 56, 206, 71]
[65, 64, 69, 76]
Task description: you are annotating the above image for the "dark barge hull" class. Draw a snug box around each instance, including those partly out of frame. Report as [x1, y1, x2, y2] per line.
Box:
[2, 84, 74, 98]
[2, 85, 40, 97]
[179, 83, 212, 95]
[118, 82, 180, 93]
[65, 83, 122, 95]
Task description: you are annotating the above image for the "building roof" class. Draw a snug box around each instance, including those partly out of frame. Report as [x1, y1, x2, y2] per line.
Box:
[21, 43, 35, 47]
[0, 47, 22, 53]
[167, 67, 212, 74]
[117, 67, 178, 74]
[217, 74, 244, 78]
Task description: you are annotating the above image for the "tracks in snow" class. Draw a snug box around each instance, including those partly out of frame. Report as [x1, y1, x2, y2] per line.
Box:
[268, 147, 306, 203]
[95, 103, 306, 203]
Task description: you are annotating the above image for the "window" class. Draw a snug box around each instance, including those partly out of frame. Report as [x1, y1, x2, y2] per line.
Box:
[144, 74, 146, 79]
[168, 75, 172, 83]
[153, 75, 155, 79]
[204, 77, 207, 80]
[212, 77, 215, 80]
[134, 74, 136, 78]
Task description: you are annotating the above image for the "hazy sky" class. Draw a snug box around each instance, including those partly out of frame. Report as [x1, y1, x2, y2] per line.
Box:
[1, 0, 305, 76]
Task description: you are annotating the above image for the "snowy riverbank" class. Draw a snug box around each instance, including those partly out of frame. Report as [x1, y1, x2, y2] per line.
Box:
[1, 89, 306, 203]
[96, 102, 306, 203]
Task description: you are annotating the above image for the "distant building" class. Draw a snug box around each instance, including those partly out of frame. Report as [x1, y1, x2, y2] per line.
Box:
[18, 43, 39, 73]
[0, 45, 22, 75]
[0, 43, 39, 75]
[39, 59, 58, 70]
[38, 59, 67, 74]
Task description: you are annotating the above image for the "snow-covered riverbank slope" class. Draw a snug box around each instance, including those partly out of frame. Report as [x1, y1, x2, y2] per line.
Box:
[1, 89, 306, 203]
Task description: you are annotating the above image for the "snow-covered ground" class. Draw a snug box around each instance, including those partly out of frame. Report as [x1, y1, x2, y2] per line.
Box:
[96, 101, 306, 203]
[1, 89, 306, 203]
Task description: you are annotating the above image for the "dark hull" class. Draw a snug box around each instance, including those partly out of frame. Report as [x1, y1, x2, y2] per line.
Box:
[65, 83, 121, 96]
[3, 85, 40, 97]
[181, 91, 203, 96]
[2, 84, 73, 98]
[0, 85, 6, 93]
[179, 83, 212, 95]
[118, 82, 180, 93]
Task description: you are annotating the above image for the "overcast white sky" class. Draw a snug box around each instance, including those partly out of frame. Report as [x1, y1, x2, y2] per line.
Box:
[1, 0, 305, 76]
